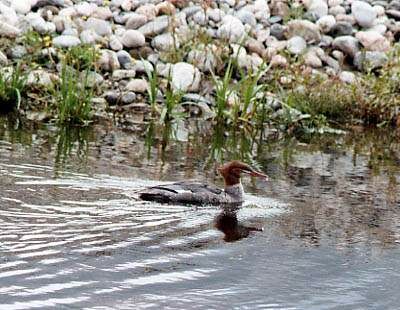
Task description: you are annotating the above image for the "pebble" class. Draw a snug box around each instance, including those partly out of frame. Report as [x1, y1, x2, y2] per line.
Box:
[84, 17, 112, 36]
[117, 50, 133, 69]
[126, 79, 148, 93]
[52, 35, 81, 48]
[126, 13, 148, 29]
[138, 15, 170, 37]
[97, 49, 120, 71]
[355, 31, 391, 52]
[352, 1, 377, 28]
[316, 15, 336, 33]
[217, 15, 245, 42]
[286, 19, 322, 43]
[172, 62, 201, 92]
[332, 35, 359, 58]
[121, 30, 146, 48]
[339, 71, 356, 84]
[287, 36, 307, 55]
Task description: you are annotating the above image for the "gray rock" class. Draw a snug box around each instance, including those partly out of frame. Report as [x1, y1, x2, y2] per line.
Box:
[306, 0, 328, 19]
[26, 13, 56, 34]
[97, 49, 120, 71]
[352, 1, 376, 28]
[52, 35, 81, 48]
[329, 21, 353, 36]
[9, 45, 27, 59]
[316, 15, 336, 33]
[112, 69, 136, 80]
[121, 91, 136, 104]
[104, 91, 120, 105]
[121, 29, 146, 48]
[217, 15, 246, 42]
[126, 13, 148, 29]
[138, 16, 169, 37]
[109, 35, 123, 51]
[193, 11, 207, 25]
[125, 79, 148, 93]
[329, 5, 346, 16]
[86, 71, 104, 88]
[80, 29, 101, 44]
[236, 9, 257, 27]
[332, 35, 359, 58]
[304, 50, 322, 67]
[172, 62, 201, 92]
[84, 17, 112, 36]
[287, 36, 307, 55]
[187, 47, 217, 72]
[339, 71, 356, 84]
[12, 0, 32, 14]
[355, 30, 390, 52]
[152, 33, 176, 51]
[386, 9, 400, 20]
[27, 70, 58, 87]
[0, 21, 20, 38]
[270, 23, 285, 40]
[353, 51, 388, 71]
[117, 50, 133, 69]
[132, 59, 153, 73]
[287, 19, 321, 43]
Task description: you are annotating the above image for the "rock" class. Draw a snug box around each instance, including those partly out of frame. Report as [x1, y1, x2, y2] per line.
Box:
[136, 4, 157, 20]
[305, 0, 328, 19]
[9, 46, 27, 59]
[109, 35, 123, 51]
[117, 50, 133, 69]
[321, 55, 340, 71]
[304, 50, 323, 67]
[246, 38, 266, 57]
[132, 59, 153, 73]
[386, 10, 400, 20]
[254, 0, 270, 22]
[286, 19, 321, 43]
[187, 46, 217, 72]
[86, 71, 104, 88]
[332, 35, 359, 58]
[354, 51, 388, 71]
[270, 54, 288, 67]
[75, 2, 96, 16]
[156, 1, 176, 15]
[328, 0, 343, 7]
[329, 5, 346, 16]
[112, 69, 136, 80]
[316, 15, 336, 33]
[121, 30, 146, 48]
[0, 51, 7, 65]
[0, 3, 18, 26]
[104, 91, 120, 105]
[12, 0, 32, 14]
[270, 23, 286, 40]
[193, 11, 207, 25]
[217, 15, 245, 42]
[236, 9, 257, 27]
[355, 31, 390, 52]
[329, 21, 353, 36]
[0, 21, 20, 38]
[287, 36, 307, 55]
[52, 35, 81, 48]
[92, 6, 113, 20]
[126, 13, 148, 29]
[152, 33, 176, 51]
[319, 35, 333, 47]
[373, 5, 385, 16]
[80, 29, 100, 44]
[84, 17, 112, 36]
[27, 70, 58, 87]
[121, 92, 136, 105]
[126, 79, 148, 93]
[97, 49, 120, 71]
[138, 15, 169, 37]
[339, 71, 356, 84]
[171, 62, 201, 92]
[370, 24, 387, 35]
[208, 8, 225, 22]
[26, 13, 56, 34]
[351, 1, 377, 28]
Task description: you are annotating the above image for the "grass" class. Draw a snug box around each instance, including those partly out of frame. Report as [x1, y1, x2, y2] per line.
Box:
[212, 59, 234, 121]
[160, 73, 184, 122]
[51, 46, 98, 124]
[143, 59, 159, 114]
[0, 62, 28, 112]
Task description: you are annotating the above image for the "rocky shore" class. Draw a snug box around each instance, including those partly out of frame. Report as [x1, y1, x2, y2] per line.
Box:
[0, 0, 399, 127]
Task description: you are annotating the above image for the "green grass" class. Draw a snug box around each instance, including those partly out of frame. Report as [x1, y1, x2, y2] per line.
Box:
[212, 59, 234, 121]
[143, 59, 159, 114]
[0, 62, 28, 112]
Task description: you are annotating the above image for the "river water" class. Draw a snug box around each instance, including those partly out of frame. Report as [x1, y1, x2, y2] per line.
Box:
[0, 118, 399, 309]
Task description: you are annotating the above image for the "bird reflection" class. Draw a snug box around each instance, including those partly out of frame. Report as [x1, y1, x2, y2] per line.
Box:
[214, 204, 263, 242]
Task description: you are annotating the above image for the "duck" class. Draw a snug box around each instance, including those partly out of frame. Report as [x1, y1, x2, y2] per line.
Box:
[138, 160, 268, 205]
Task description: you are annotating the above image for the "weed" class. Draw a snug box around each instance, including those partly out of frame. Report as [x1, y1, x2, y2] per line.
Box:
[0, 62, 28, 112]
[212, 59, 234, 121]
[143, 59, 159, 114]
[160, 73, 184, 122]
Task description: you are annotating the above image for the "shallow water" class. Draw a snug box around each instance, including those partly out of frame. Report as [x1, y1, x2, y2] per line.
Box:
[1, 119, 400, 309]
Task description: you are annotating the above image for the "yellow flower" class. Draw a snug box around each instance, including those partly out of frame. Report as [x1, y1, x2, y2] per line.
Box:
[82, 15, 88, 20]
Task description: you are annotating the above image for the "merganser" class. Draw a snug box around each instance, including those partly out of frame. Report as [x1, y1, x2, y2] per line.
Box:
[139, 160, 268, 205]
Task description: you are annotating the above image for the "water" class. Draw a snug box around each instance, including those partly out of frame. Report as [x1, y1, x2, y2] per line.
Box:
[0, 118, 400, 309]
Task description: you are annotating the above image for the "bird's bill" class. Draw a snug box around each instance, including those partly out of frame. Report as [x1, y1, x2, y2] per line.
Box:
[242, 169, 269, 181]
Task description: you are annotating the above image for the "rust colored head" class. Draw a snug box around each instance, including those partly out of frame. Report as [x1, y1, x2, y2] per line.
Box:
[217, 160, 268, 186]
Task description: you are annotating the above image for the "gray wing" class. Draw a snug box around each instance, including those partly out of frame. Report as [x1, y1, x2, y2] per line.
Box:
[139, 181, 224, 205]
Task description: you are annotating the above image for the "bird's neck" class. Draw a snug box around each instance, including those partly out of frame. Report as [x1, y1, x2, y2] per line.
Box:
[224, 182, 244, 201]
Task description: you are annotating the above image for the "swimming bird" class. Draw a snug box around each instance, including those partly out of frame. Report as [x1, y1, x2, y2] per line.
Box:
[138, 160, 268, 205]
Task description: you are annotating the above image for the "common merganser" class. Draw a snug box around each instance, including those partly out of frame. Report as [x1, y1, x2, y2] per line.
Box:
[139, 161, 268, 205]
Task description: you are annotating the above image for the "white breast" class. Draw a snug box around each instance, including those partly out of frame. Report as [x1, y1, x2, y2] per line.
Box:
[224, 183, 244, 202]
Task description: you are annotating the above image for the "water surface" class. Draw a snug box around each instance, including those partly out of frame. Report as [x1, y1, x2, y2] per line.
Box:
[0, 119, 400, 309]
